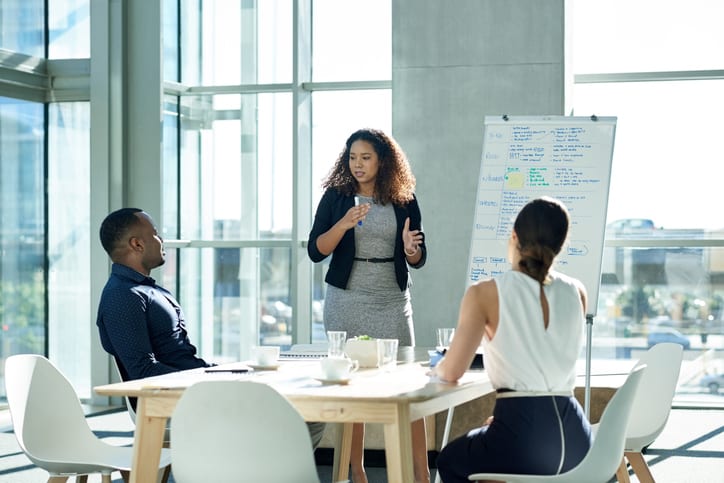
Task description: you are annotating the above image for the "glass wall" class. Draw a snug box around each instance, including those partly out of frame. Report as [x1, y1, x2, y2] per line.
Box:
[0, 98, 45, 385]
[47, 102, 91, 395]
[159, 1, 392, 361]
[570, 0, 724, 74]
[48, 0, 90, 58]
[0, 1, 44, 56]
[571, 0, 724, 404]
[0, 0, 721, 406]
[182, 0, 293, 86]
[0, 0, 91, 398]
[312, 0, 391, 82]
[166, 90, 295, 360]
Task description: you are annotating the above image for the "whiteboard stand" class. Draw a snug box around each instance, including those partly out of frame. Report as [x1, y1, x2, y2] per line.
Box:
[584, 314, 593, 418]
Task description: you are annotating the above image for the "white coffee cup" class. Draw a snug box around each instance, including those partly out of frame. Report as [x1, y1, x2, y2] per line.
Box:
[251, 345, 280, 367]
[320, 357, 359, 380]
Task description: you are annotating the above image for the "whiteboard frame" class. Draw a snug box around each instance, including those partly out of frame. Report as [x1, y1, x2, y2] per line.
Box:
[466, 115, 617, 318]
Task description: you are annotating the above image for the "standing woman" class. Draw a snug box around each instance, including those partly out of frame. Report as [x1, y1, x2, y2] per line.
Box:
[433, 197, 592, 482]
[308, 128, 429, 483]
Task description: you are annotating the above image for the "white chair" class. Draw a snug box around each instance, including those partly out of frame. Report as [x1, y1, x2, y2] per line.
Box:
[467, 364, 646, 483]
[614, 342, 683, 483]
[111, 357, 171, 483]
[112, 357, 171, 440]
[111, 357, 138, 425]
[170, 380, 347, 483]
[4, 354, 172, 483]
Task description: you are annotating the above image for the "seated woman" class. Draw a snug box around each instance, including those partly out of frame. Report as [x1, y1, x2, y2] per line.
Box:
[433, 196, 592, 482]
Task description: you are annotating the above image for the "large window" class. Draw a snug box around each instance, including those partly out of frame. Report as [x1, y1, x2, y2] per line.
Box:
[312, 0, 391, 82]
[1, 0, 721, 407]
[0, 1, 44, 56]
[0, 98, 45, 395]
[0, 0, 91, 398]
[47, 102, 91, 394]
[48, 0, 90, 58]
[571, 0, 724, 404]
[163, 91, 296, 361]
[158, 1, 392, 362]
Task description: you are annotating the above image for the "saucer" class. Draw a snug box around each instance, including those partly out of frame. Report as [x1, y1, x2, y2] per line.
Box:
[248, 363, 280, 371]
[313, 376, 350, 386]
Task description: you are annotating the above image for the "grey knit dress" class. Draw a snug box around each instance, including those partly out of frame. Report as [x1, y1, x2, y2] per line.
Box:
[323, 195, 414, 346]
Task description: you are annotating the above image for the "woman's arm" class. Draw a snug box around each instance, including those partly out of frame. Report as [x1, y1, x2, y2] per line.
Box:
[403, 194, 427, 268]
[308, 190, 368, 262]
[434, 281, 494, 383]
[315, 201, 367, 255]
[403, 217, 423, 264]
[578, 281, 588, 316]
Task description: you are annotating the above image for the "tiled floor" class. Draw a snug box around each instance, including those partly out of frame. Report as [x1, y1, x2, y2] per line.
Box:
[0, 406, 722, 482]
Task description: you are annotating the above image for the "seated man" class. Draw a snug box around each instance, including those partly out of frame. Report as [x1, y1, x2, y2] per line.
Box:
[96, 207, 325, 447]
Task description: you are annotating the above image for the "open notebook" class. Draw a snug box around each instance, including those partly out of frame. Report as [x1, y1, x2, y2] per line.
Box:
[279, 343, 328, 360]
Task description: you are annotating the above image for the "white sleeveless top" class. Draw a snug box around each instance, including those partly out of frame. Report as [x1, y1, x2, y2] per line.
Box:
[482, 270, 584, 393]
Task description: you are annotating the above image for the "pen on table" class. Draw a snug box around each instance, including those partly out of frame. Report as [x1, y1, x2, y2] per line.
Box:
[354, 196, 363, 226]
[204, 368, 250, 373]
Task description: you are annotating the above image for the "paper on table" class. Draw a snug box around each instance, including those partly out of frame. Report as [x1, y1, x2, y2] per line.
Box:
[280, 343, 328, 360]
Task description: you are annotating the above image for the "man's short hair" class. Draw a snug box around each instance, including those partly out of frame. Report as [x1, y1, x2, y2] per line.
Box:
[99, 208, 143, 256]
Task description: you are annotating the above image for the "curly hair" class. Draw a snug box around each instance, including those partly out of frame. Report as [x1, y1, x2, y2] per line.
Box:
[322, 128, 416, 205]
[513, 197, 570, 284]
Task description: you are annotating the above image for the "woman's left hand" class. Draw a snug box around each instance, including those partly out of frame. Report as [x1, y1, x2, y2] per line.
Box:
[403, 217, 422, 257]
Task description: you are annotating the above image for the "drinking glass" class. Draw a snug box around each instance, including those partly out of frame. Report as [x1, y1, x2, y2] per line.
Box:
[436, 327, 456, 350]
[376, 338, 399, 370]
[327, 330, 347, 358]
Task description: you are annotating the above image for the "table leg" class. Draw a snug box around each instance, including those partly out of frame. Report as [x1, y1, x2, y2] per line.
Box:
[332, 422, 354, 482]
[129, 396, 167, 483]
[383, 406, 414, 483]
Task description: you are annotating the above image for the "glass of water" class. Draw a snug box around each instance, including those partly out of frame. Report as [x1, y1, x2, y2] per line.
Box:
[327, 330, 347, 358]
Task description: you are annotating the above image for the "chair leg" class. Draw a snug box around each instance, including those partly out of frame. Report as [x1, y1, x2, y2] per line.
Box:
[76, 476, 88, 483]
[625, 451, 656, 483]
[615, 456, 631, 483]
[120, 470, 130, 483]
[46, 477, 69, 483]
[158, 465, 172, 483]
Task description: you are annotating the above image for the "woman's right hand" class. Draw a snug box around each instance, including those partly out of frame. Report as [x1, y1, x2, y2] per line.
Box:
[341, 202, 370, 229]
[314, 200, 371, 256]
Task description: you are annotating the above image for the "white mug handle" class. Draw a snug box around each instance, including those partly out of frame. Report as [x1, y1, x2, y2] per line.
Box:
[349, 359, 359, 373]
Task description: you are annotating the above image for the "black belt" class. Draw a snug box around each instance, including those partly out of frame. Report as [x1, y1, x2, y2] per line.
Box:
[353, 257, 395, 263]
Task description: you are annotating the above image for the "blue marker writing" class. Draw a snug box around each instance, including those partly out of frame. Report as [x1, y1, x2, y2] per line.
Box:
[354, 196, 363, 226]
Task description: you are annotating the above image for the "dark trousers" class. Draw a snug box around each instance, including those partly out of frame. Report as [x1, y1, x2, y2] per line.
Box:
[436, 395, 592, 483]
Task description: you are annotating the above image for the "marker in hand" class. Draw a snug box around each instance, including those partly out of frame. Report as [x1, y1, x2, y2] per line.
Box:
[354, 196, 363, 226]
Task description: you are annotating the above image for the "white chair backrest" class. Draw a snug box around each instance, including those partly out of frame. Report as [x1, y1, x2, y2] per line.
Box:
[556, 364, 647, 483]
[171, 380, 320, 483]
[468, 364, 647, 483]
[4, 354, 99, 465]
[111, 357, 137, 424]
[627, 342, 683, 446]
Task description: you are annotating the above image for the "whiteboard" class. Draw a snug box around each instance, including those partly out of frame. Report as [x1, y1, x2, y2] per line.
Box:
[466, 115, 617, 317]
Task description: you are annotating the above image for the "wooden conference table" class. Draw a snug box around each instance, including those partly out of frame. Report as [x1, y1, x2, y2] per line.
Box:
[94, 350, 492, 483]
